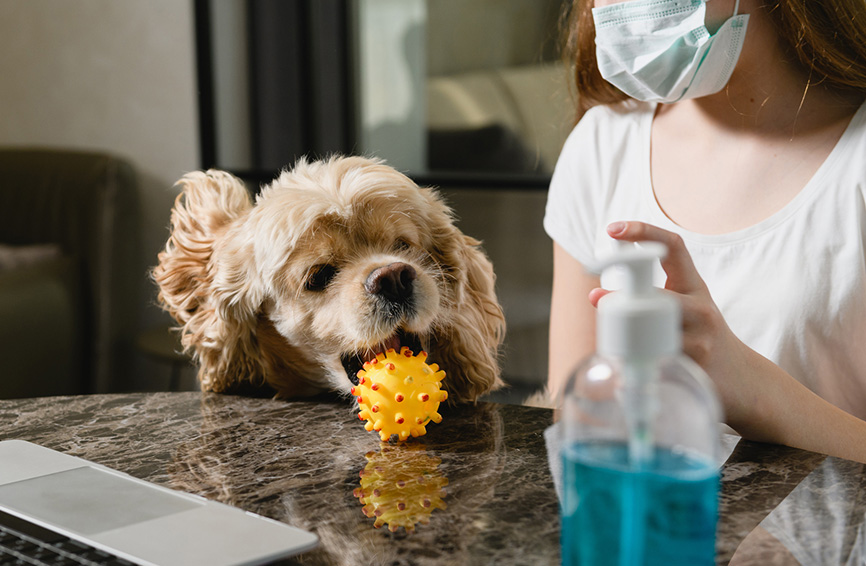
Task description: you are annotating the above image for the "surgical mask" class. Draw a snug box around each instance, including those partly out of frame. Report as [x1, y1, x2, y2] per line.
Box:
[593, 0, 749, 103]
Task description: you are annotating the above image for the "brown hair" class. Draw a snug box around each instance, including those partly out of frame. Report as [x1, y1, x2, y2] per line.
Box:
[560, 0, 866, 118]
[559, 0, 627, 118]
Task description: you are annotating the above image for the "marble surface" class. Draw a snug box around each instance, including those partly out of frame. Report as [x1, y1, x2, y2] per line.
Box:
[0, 392, 863, 565]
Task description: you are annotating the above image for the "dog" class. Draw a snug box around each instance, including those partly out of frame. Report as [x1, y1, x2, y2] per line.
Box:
[154, 156, 505, 403]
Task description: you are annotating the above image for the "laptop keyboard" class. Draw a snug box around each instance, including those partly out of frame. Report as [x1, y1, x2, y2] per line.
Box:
[0, 509, 134, 566]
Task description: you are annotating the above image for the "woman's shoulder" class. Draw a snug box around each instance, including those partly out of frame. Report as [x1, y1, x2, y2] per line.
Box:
[563, 101, 654, 151]
[556, 100, 655, 172]
[580, 99, 656, 126]
[827, 99, 866, 190]
[549, 100, 654, 207]
[844, 98, 866, 143]
[546, 100, 655, 269]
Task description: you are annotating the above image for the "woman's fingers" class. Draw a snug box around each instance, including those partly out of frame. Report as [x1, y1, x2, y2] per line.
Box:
[606, 221, 706, 294]
[588, 287, 610, 308]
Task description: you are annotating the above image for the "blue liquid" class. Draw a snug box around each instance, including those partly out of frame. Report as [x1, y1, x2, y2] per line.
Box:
[561, 442, 718, 566]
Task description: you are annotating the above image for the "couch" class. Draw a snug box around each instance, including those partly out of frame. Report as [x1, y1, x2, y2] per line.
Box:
[0, 148, 140, 398]
[426, 62, 574, 174]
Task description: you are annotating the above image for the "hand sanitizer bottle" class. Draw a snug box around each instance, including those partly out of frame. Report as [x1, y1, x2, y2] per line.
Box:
[560, 243, 723, 566]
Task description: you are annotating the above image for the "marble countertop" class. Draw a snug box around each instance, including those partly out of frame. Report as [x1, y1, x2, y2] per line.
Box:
[0, 392, 863, 565]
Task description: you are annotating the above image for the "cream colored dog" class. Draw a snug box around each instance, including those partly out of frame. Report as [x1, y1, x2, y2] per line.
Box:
[154, 156, 505, 403]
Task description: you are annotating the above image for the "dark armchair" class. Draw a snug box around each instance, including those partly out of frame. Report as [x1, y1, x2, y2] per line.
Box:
[0, 148, 140, 398]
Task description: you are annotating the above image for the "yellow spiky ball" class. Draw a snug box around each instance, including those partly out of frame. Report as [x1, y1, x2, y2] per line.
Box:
[353, 443, 448, 532]
[351, 347, 448, 441]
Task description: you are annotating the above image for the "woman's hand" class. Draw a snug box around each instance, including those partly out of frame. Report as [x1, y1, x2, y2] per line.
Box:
[590, 221, 753, 426]
[592, 221, 866, 463]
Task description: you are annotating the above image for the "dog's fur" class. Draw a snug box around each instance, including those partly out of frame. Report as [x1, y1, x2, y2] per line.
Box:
[154, 156, 505, 403]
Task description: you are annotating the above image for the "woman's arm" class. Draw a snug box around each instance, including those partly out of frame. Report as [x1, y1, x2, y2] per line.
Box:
[547, 242, 601, 401]
[599, 221, 866, 464]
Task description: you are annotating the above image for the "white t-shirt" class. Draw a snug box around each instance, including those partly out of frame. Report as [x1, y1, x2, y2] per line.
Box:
[544, 100, 866, 420]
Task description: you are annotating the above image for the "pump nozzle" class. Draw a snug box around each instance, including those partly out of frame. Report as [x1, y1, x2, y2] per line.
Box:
[596, 242, 666, 296]
[596, 242, 680, 359]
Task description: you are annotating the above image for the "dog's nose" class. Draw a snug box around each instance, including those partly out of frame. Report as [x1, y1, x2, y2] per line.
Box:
[365, 263, 416, 304]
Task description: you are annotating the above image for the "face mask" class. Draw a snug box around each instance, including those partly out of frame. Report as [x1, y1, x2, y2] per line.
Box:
[592, 0, 749, 103]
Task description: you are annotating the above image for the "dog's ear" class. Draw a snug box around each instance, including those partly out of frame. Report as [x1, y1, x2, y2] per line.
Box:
[154, 170, 267, 393]
[422, 191, 506, 402]
[436, 233, 506, 402]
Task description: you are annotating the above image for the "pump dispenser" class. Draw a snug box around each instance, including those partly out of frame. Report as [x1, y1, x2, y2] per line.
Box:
[560, 243, 722, 566]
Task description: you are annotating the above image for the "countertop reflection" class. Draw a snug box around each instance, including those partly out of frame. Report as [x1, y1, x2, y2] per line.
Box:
[0, 392, 862, 565]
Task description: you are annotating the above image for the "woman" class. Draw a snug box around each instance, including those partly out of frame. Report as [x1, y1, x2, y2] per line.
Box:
[546, 0, 866, 463]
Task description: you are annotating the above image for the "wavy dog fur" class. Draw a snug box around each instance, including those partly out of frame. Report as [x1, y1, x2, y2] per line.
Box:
[154, 156, 505, 403]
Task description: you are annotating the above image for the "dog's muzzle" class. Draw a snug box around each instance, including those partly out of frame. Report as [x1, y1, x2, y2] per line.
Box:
[340, 262, 426, 385]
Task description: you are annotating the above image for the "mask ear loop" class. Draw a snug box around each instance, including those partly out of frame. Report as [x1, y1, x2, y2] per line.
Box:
[722, 0, 744, 105]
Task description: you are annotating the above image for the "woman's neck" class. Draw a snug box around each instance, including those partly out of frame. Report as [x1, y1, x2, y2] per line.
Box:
[648, 0, 863, 235]
[683, 2, 863, 137]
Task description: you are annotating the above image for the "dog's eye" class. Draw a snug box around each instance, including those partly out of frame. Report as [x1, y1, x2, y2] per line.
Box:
[393, 238, 412, 252]
[431, 246, 456, 274]
[304, 264, 337, 291]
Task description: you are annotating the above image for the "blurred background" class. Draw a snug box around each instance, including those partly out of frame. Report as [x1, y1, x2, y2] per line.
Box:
[0, 0, 574, 402]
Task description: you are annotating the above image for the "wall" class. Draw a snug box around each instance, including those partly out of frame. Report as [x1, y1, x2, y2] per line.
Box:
[0, 0, 200, 391]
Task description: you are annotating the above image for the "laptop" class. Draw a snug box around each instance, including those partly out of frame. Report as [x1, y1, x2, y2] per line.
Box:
[0, 440, 318, 566]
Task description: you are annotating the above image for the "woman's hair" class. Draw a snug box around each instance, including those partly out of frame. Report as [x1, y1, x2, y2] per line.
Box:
[560, 0, 866, 117]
